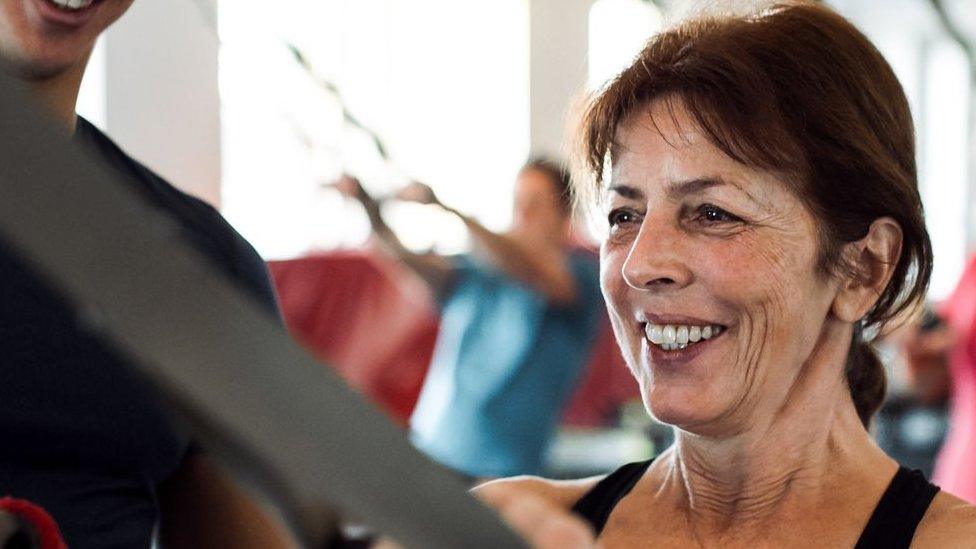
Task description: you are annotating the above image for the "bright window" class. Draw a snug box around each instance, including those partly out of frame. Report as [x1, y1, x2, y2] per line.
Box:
[918, 39, 970, 301]
[841, 3, 973, 301]
[218, 0, 530, 259]
[588, 0, 663, 91]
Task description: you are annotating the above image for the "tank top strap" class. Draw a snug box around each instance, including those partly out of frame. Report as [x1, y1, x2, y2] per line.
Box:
[570, 459, 654, 535]
[855, 466, 940, 549]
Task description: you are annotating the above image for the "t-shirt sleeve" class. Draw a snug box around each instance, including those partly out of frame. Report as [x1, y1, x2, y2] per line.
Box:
[225, 223, 281, 320]
[199, 203, 282, 322]
[232, 239, 281, 321]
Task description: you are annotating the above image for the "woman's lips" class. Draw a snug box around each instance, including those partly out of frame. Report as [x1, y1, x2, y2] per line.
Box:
[640, 320, 728, 366]
[644, 322, 725, 351]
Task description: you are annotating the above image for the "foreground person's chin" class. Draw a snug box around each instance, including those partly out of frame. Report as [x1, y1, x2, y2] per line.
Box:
[0, 46, 83, 80]
[0, 33, 96, 80]
[14, 0, 112, 55]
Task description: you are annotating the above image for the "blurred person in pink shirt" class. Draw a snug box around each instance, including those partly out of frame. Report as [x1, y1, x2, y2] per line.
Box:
[903, 256, 976, 503]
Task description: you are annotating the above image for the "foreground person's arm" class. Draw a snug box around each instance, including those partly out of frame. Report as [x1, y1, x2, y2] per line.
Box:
[156, 453, 300, 549]
[158, 453, 599, 548]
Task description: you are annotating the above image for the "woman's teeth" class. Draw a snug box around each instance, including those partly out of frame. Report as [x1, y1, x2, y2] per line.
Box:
[644, 323, 723, 351]
[48, 0, 96, 10]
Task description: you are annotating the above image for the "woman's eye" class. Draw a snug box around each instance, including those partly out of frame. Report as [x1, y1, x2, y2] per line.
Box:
[696, 204, 742, 225]
[607, 208, 639, 228]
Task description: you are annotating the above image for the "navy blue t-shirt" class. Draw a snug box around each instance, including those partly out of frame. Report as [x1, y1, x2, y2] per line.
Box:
[0, 117, 279, 548]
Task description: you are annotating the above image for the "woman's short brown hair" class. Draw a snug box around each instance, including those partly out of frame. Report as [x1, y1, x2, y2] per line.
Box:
[577, 1, 933, 426]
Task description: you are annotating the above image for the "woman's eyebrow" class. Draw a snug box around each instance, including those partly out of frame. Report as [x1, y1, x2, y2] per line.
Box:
[667, 176, 765, 208]
[606, 184, 644, 200]
[607, 177, 765, 208]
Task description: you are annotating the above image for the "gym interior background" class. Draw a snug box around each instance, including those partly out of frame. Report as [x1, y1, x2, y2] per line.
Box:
[75, 0, 975, 478]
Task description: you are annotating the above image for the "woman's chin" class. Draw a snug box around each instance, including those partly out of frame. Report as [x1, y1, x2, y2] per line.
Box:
[643, 386, 725, 431]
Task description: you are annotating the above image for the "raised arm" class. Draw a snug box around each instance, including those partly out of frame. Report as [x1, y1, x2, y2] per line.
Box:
[397, 182, 579, 306]
[332, 176, 454, 293]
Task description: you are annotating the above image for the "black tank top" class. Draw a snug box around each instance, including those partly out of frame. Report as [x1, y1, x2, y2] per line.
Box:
[571, 460, 940, 548]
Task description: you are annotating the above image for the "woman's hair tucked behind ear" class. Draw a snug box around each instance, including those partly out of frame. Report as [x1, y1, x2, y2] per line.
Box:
[847, 326, 888, 426]
[576, 2, 933, 427]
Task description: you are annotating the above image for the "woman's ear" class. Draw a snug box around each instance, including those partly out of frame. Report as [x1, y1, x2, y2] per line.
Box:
[831, 217, 903, 323]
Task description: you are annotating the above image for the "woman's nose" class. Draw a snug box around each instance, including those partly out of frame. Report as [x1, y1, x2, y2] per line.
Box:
[621, 222, 694, 291]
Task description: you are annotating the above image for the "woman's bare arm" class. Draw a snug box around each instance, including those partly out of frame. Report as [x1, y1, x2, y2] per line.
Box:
[911, 491, 976, 547]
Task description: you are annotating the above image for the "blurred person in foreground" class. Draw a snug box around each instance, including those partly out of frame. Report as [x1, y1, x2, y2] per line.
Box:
[0, 0, 599, 546]
[0, 0, 298, 546]
[901, 255, 976, 505]
[334, 158, 605, 481]
[479, 3, 976, 546]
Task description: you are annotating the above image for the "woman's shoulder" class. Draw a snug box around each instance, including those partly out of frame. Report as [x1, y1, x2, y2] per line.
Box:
[911, 490, 976, 547]
[472, 475, 605, 511]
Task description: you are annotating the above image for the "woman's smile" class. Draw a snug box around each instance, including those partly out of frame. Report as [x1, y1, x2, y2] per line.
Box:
[642, 321, 726, 364]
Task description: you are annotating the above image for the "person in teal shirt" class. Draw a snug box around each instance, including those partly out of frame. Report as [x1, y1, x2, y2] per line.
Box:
[335, 158, 604, 479]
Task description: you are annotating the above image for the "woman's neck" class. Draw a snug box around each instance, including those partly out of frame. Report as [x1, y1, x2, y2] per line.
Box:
[660, 323, 897, 538]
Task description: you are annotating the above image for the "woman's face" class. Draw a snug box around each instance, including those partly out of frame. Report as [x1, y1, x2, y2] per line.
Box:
[601, 99, 842, 435]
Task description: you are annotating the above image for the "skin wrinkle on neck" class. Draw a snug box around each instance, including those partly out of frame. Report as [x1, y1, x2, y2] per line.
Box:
[650, 318, 888, 542]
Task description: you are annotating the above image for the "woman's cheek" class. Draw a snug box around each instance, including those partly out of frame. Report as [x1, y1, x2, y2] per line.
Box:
[599, 242, 628, 305]
[701, 233, 798, 305]
[600, 246, 642, 355]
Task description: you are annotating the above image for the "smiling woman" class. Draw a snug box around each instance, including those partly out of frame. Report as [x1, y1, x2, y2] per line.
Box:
[582, 4, 934, 430]
[477, 2, 976, 547]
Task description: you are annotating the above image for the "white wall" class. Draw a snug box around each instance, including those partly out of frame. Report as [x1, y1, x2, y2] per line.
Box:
[92, 0, 222, 206]
[86, 0, 976, 294]
[832, 0, 974, 300]
[89, 0, 594, 208]
[86, 0, 592, 213]
[529, 0, 594, 159]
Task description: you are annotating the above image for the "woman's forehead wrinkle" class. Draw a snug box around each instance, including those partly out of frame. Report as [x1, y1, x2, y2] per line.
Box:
[664, 178, 723, 200]
[723, 177, 774, 212]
